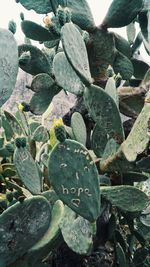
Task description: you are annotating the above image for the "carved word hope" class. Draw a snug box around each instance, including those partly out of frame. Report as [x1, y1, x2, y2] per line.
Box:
[61, 185, 92, 197]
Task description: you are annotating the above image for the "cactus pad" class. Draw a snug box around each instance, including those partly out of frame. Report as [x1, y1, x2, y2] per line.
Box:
[13, 146, 42, 194]
[18, 0, 52, 14]
[60, 206, 95, 255]
[4, 110, 23, 136]
[121, 98, 150, 162]
[65, 0, 95, 31]
[27, 200, 64, 263]
[50, 0, 95, 30]
[105, 76, 119, 107]
[0, 28, 18, 107]
[71, 112, 87, 145]
[31, 73, 54, 93]
[84, 85, 124, 147]
[0, 196, 51, 265]
[48, 139, 100, 222]
[91, 123, 109, 158]
[113, 51, 134, 80]
[53, 52, 85, 95]
[21, 20, 60, 42]
[102, 0, 143, 28]
[131, 58, 149, 80]
[61, 23, 92, 85]
[101, 185, 148, 212]
[32, 125, 49, 143]
[18, 44, 51, 75]
[114, 33, 131, 58]
[29, 84, 60, 115]
[87, 28, 116, 80]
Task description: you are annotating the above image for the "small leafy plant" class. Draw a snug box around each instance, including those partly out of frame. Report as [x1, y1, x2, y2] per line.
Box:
[0, 0, 150, 266]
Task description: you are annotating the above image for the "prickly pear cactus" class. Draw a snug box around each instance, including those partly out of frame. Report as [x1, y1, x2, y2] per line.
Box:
[84, 84, 124, 150]
[102, 0, 143, 28]
[17, 0, 53, 14]
[60, 206, 95, 255]
[4, 110, 23, 136]
[0, 28, 18, 107]
[13, 138, 42, 194]
[71, 112, 87, 146]
[0, 196, 51, 266]
[27, 200, 64, 264]
[18, 44, 51, 75]
[61, 23, 92, 85]
[53, 52, 85, 95]
[48, 139, 100, 222]
[122, 91, 150, 161]
[101, 185, 148, 212]
[21, 20, 59, 42]
[0, 1, 150, 266]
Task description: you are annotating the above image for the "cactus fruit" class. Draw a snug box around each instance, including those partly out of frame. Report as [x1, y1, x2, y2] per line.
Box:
[50, 0, 95, 30]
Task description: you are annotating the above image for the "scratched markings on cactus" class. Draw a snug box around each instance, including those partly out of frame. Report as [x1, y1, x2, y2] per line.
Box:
[48, 139, 100, 221]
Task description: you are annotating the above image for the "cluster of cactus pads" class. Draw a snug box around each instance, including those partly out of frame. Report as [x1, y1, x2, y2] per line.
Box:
[0, 0, 150, 266]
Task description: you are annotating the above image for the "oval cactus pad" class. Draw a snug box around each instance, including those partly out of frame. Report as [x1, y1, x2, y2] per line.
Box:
[0, 196, 51, 265]
[61, 23, 92, 85]
[48, 139, 100, 222]
[0, 28, 18, 107]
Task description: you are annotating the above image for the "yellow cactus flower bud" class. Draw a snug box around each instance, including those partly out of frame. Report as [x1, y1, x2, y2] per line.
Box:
[43, 15, 52, 26]
[145, 96, 150, 103]
[18, 103, 24, 112]
[53, 118, 64, 128]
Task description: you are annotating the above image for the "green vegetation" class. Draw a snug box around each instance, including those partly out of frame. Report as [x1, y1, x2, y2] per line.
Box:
[0, 0, 150, 266]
